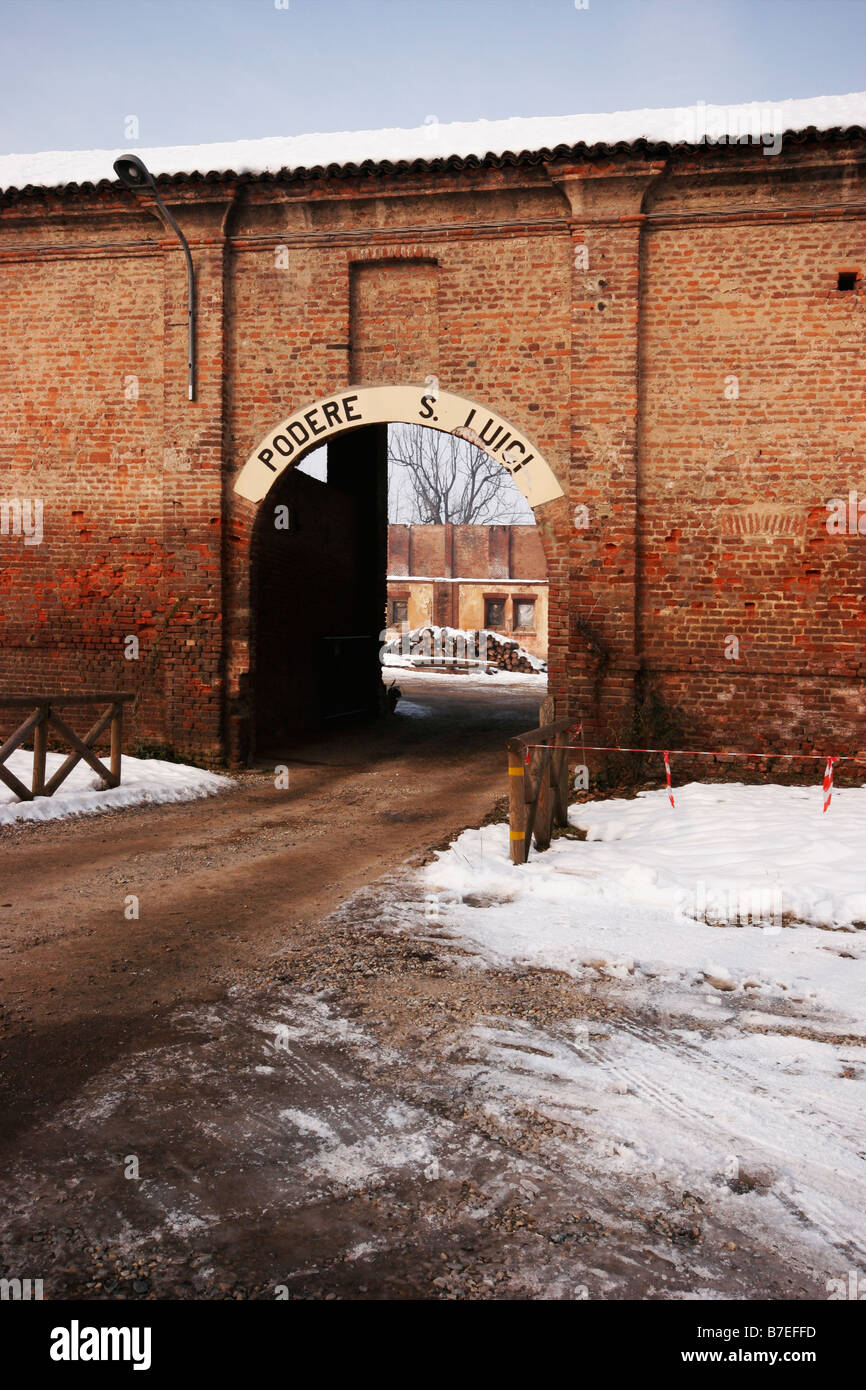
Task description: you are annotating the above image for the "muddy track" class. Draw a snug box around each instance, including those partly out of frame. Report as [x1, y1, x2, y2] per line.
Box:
[0, 677, 541, 1145]
[0, 676, 838, 1299]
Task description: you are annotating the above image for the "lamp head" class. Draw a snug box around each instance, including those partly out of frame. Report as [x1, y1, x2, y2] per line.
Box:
[113, 154, 157, 192]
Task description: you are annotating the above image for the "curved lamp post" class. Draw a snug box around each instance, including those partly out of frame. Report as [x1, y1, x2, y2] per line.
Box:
[113, 154, 196, 402]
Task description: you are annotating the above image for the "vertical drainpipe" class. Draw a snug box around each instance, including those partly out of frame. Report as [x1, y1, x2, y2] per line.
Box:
[112, 154, 196, 402]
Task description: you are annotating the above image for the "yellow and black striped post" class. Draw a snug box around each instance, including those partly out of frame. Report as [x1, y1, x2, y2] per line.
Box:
[508, 748, 528, 864]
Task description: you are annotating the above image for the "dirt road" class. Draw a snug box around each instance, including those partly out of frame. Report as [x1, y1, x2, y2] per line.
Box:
[0, 675, 539, 1135]
[0, 674, 831, 1299]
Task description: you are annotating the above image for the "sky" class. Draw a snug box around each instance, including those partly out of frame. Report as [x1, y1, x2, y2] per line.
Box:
[1, 0, 865, 156]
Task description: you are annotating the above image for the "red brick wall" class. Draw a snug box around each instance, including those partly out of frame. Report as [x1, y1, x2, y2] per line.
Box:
[0, 137, 863, 765]
[387, 523, 547, 582]
[388, 524, 410, 576]
[638, 208, 866, 751]
[408, 525, 446, 578]
[351, 260, 439, 384]
[510, 527, 547, 579]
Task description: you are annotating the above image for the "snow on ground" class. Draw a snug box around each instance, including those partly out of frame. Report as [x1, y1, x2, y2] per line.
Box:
[0, 749, 232, 828]
[388, 666, 546, 690]
[391, 699, 434, 721]
[2, 92, 864, 192]
[422, 782, 866, 1028]
[389, 665, 546, 717]
[409, 781, 866, 1274]
[447, 1010, 866, 1278]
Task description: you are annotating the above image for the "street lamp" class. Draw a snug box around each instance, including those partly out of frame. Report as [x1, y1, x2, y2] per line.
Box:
[113, 154, 196, 402]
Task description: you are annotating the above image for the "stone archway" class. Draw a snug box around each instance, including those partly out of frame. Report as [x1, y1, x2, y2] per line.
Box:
[231, 384, 565, 760]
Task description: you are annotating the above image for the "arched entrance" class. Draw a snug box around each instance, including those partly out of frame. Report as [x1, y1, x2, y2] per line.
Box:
[236, 385, 563, 755]
[235, 384, 564, 508]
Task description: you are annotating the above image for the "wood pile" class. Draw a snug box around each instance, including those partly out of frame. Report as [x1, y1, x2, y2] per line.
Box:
[391, 626, 545, 674]
[479, 631, 541, 673]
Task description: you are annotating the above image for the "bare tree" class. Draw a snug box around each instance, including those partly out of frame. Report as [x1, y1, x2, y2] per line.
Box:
[388, 423, 534, 525]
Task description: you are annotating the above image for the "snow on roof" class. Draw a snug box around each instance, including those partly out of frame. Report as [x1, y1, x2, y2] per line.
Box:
[1, 91, 864, 195]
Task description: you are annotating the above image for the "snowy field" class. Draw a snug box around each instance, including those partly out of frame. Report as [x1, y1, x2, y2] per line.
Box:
[423, 783, 866, 1007]
[409, 782, 866, 1278]
[390, 667, 547, 686]
[0, 749, 232, 828]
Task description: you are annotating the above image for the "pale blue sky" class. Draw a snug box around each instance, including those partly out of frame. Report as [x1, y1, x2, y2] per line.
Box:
[1, 0, 865, 155]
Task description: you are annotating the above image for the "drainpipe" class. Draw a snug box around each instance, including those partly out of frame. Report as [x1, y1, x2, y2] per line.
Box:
[113, 154, 196, 402]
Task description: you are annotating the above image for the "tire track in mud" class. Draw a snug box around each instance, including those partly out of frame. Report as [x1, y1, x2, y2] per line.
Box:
[454, 1007, 866, 1270]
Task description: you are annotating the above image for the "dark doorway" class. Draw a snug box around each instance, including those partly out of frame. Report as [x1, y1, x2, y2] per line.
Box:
[250, 424, 388, 756]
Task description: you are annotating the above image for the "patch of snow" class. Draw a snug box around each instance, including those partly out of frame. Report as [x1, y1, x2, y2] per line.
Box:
[280, 1109, 341, 1147]
[454, 1013, 866, 1273]
[420, 782, 866, 1033]
[400, 780, 866, 1272]
[386, 575, 548, 584]
[0, 748, 232, 827]
[393, 666, 546, 689]
[393, 699, 434, 720]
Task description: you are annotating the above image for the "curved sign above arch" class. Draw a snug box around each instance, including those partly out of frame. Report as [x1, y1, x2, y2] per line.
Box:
[234, 384, 564, 509]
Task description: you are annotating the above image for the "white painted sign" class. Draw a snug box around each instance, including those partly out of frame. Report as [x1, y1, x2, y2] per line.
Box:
[234, 384, 564, 508]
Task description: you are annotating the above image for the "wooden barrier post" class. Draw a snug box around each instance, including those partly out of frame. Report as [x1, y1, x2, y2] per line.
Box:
[45, 706, 120, 794]
[552, 730, 569, 828]
[110, 701, 123, 784]
[507, 748, 528, 865]
[0, 707, 42, 801]
[32, 707, 49, 797]
[507, 715, 578, 864]
[533, 745, 553, 852]
[0, 693, 133, 804]
[538, 694, 555, 728]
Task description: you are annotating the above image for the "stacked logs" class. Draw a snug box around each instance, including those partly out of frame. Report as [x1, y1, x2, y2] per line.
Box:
[479, 631, 543, 673]
[392, 626, 545, 674]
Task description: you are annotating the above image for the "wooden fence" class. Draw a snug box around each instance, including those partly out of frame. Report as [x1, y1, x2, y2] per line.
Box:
[506, 717, 574, 864]
[0, 693, 134, 803]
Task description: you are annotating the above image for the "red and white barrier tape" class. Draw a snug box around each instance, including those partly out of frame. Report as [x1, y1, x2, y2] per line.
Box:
[823, 756, 837, 814]
[663, 750, 675, 809]
[522, 742, 855, 761]
[516, 737, 851, 812]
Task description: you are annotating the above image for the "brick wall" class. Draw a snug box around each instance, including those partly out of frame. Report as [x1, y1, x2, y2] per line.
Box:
[0, 135, 863, 764]
[387, 524, 548, 581]
[385, 523, 549, 657]
[637, 203, 866, 751]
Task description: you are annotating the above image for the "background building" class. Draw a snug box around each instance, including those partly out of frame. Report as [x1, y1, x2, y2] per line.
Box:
[386, 523, 548, 660]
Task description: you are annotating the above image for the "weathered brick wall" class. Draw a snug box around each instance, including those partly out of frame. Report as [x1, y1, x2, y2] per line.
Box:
[350, 259, 439, 384]
[0, 137, 863, 765]
[510, 526, 547, 579]
[387, 524, 410, 576]
[403, 525, 447, 578]
[637, 152, 866, 754]
[0, 229, 170, 747]
[0, 194, 229, 760]
[386, 524, 547, 583]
